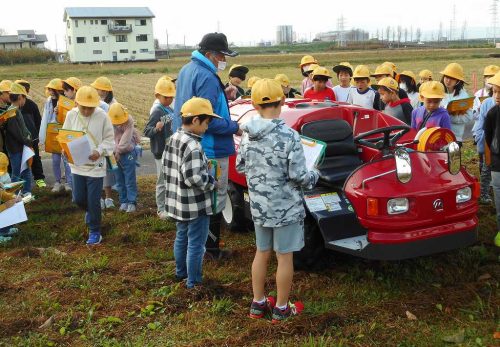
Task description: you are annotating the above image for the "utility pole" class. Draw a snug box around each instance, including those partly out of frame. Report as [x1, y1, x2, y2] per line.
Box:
[492, 0, 499, 44]
[337, 15, 346, 47]
[165, 29, 170, 59]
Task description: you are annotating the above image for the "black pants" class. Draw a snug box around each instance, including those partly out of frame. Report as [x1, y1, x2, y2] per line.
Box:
[205, 213, 222, 253]
[31, 140, 45, 180]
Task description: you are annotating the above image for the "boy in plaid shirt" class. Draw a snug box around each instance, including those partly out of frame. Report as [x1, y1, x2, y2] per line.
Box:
[163, 97, 221, 288]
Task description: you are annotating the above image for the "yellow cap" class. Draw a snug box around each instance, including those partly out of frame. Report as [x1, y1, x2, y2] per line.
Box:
[180, 97, 222, 118]
[371, 64, 393, 77]
[45, 78, 64, 91]
[484, 65, 500, 77]
[419, 69, 433, 79]
[486, 72, 500, 88]
[274, 74, 290, 87]
[0, 152, 8, 176]
[299, 55, 318, 68]
[304, 63, 319, 73]
[383, 61, 397, 72]
[419, 81, 445, 99]
[332, 62, 353, 75]
[108, 103, 129, 125]
[14, 79, 30, 86]
[161, 75, 177, 82]
[0, 80, 13, 93]
[251, 78, 285, 105]
[91, 76, 113, 92]
[63, 77, 82, 91]
[75, 86, 100, 107]
[397, 70, 417, 83]
[375, 77, 399, 92]
[247, 76, 261, 89]
[10, 83, 27, 96]
[311, 66, 332, 79]
[440, 63, 466, 82]
[155, 78, 176, 97]
[228, 64, 249, 75]
[353, 65, 371, 79]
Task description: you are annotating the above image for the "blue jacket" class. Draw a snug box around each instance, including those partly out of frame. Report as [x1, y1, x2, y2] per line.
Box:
[173, 50, 239, 159]
[472, 97, 495, 154]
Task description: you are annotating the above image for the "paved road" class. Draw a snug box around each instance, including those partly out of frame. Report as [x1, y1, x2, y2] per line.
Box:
[41, 150, 157, 186]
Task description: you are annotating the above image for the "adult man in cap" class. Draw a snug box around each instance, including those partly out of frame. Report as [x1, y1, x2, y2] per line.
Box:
[173, 32, 242, 259]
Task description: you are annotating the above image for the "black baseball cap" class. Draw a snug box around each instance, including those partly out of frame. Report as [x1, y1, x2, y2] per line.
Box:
[199, 33, 238, 57]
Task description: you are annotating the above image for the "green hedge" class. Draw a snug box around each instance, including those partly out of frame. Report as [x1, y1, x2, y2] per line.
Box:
[0, 48, 55, 65]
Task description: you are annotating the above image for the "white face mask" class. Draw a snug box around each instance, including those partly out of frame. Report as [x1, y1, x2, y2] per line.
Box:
[485, 82, 492, 90]
[217, 60, 227, 71]
[399, 82, 408, 92]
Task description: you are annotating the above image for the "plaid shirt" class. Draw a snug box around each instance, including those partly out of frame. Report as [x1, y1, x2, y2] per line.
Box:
[163, 128, 215, 221]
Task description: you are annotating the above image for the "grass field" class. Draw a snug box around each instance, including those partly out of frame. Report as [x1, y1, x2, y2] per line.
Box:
[0, 48, 498, 346]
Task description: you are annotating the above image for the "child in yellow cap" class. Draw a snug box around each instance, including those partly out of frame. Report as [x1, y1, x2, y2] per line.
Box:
[411, 81, 451, 131]
[439, 63, 473, 144]
[0, 152, 22, 243]
[303, 66, 336, 101]
[245, 76, 261, 96]
[473, 65, 500, 115]
[347, 65, 376, 109]
[274, 74, 301, 98]
[375, 77, 412, 125]
[397, 71, 420, 109]
[299, 56, 333, 94]
[332, 62, 353, 102]
[225, 64, 249, 101]
[108, 103, 140, 213]
[418, 69, 433, 86]
[163, 97, 220, 288]
[237, 78, 319, 323]
[62, 86, 115, 245]
[144, 77, 176, 220]
[483, 72, 500, 246]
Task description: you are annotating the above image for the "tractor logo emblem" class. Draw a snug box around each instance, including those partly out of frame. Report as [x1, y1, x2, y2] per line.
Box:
[433, 199, 444, 211]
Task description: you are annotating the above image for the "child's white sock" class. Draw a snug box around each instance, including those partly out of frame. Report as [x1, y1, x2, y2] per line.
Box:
[254, 297, 266, 305]
[277, 303, 288, 311]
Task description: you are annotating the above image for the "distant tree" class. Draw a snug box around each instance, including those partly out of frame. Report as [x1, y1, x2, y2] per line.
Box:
[0, 28, 6, 36]
[397, 26, 402, 44]
[154, 38, 159, 49]
[416, 28, 422, 42]
[386, 26, 391, 42]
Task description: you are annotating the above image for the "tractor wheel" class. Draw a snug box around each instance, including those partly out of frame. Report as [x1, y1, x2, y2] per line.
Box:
[294, 218, 326, 270]
[222, 182, 246, 232]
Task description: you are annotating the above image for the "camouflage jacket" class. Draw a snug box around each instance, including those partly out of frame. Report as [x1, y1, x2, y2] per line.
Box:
[236, 116, 319, 227]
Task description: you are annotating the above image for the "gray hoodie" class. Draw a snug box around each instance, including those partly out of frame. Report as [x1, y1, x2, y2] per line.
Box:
[236, 116, 319, 227]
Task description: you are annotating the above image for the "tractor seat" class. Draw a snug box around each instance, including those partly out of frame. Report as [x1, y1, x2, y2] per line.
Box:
[301, 119, 362, 184]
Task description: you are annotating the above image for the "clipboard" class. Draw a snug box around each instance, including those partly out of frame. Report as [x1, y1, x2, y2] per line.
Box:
[208, 159, 221, 212]
[0, 181, 24, 193]
[57, 95, 75, 124]
[56, 129, 85, 164]
[45, 123, 63, 154]
[0, 106, 18, 122]
[300, 135, 327, 171]
[446, 97, 474, 116]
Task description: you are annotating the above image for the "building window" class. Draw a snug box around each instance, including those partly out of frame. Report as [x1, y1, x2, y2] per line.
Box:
[75, 20, 78, 28]
[84, 20, 86, 25]
[101, 20, 107, 25]
[93, 36, 99, 42]
[116, 35, 128, 42]
[140, 49, 149, 53]
[115, 19, 127, 26]
[136, 19, 147, 26]
[132, 50, 136, 54]
[76, 37, 86, 44]
[102, 36, 106, 42]
[67, 21, 70, 29]
[90, 20, 93, 25]
[136, 34, 148, 42]
[119, 49, 129, 53]
[93, 50, 102, 54]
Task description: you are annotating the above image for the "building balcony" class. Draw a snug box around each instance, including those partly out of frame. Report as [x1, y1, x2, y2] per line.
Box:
[108, 24, 132, 34]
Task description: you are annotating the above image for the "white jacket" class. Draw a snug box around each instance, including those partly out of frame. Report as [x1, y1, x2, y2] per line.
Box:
[62, 107, 115, 177]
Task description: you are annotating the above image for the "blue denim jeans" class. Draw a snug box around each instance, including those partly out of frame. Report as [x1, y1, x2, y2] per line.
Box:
[113, 151, 137, 205]
[72, 174, 104, 234]
[52, 153, 72, 185]
[8, 151, 31, 194]
[174, 214, 210, 288]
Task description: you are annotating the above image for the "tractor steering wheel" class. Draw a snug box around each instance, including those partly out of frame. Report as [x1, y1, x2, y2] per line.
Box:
[354, 125, 411, 152]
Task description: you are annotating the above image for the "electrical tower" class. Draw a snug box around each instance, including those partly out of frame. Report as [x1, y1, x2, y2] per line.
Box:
[337, 15, 346, 47]
[492, 0, 499, 44]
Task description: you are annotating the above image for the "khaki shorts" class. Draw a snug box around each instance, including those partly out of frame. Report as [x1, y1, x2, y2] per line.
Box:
[254, 220, 305, 254]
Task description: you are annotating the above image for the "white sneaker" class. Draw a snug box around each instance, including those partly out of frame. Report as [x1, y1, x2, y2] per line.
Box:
[119, 203, 128, 211]
[100, 198, 105, 210]
[64, 183, 72, 192]
[104, 198, 115, 209]
[126, 204, 136, 213]
[157, 210, 169, 220]
[52, 182, 63, 193]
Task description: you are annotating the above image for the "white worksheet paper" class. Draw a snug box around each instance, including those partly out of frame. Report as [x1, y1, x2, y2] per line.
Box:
[0, 202, 27, 229]
[301, 139, 325, 171]
[20, 146, 35, 172]
[67, 135, 93, 166]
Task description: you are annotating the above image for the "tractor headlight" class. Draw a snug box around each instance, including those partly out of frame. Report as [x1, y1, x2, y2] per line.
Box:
[456, 187, 472, 204]
[387, 198, 409, 215]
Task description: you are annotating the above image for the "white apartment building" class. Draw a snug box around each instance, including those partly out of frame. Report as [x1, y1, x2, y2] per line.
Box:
[64, 7, 156, 63]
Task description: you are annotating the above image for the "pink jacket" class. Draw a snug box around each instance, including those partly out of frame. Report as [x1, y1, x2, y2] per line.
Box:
[301, 77, 333, 95]
[114, 115, 139, 154]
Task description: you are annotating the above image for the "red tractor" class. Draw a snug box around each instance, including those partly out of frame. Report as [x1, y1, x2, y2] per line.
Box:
[224, 99, 479, 268]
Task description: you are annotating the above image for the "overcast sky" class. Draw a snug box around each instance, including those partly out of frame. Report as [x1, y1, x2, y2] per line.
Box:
[1, 0, 496, 50]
